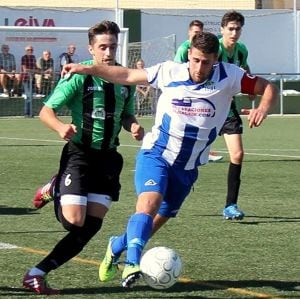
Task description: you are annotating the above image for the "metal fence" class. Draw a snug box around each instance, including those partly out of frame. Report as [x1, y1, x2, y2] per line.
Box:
[237, 73, 300, 115]
[0, 71, 299, 117]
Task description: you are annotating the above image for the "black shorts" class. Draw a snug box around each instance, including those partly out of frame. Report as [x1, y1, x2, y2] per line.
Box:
[219, 115, 243, 135]
[56, 141, 123, 201]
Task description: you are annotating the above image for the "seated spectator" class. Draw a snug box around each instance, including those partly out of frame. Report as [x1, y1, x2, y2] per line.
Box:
[0, 44, 21, 97]
[35, 50, 54, 96]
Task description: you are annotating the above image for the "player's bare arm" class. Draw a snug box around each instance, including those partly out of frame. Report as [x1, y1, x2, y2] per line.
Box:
[39, 106, 77, 141]
[248, 77, 278, 128]
[63, 63, 149, 86]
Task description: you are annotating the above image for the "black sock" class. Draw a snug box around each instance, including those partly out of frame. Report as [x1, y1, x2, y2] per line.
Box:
[36, 216, 102, 273]
[225, 162, 241, 207]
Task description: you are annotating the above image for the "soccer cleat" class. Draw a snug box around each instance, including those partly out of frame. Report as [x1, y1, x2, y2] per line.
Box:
[32, 175, 57, 209]
[208, 152, 223, 162]
[121, 264, 142, 288]
[0, 92, 9, 98]
[23, 272, 60, 295]
[99, 237, 119, 282]
[223, 204, 245, 220]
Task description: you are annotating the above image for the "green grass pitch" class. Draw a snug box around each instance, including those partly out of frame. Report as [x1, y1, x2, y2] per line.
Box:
[0, 116, 299, 298]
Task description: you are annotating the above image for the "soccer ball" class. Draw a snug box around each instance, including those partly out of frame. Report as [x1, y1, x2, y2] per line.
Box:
[140, 246, 182, 289]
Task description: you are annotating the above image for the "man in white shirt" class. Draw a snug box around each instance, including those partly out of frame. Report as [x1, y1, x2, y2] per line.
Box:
[62, 31, 278, 289]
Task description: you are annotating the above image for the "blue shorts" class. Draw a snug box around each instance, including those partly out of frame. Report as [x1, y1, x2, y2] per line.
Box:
[135, 150, 198, 218]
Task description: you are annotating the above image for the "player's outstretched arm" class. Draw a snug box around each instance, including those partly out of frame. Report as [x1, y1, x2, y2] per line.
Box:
[247, 77, 279, 128]
[62, 63, 149, 86]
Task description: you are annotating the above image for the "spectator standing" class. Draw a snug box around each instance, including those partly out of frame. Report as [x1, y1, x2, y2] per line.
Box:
[35, 50, 54, 96]
[0, 44, 21, 97]
[135, 59, 151, 115]
[21, 45, 38, 116]
[59, 44, 79, 71]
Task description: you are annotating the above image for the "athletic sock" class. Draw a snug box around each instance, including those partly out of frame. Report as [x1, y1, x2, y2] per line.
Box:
[111, 233, 127, 257]
[126, 213, 153, 265]
[35, 216, 102, 273]
[225, 162, 241, 207]
[28, 267, 46, 276]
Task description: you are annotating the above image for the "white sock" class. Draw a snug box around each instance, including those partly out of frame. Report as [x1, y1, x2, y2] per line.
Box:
[28, 267, 46, 276]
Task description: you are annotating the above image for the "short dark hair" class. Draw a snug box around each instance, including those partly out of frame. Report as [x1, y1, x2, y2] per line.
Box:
[88, 20, 120, 44]
[191, 32, 219, 54]
[221, 10, 245, 27]
[189, 19, 204, 30]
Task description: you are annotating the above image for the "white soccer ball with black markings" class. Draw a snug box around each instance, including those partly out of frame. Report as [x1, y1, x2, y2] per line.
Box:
[140, 246, 182, 289]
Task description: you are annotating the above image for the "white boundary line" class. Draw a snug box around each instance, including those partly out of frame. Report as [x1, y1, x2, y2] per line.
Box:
[0, 136, 64, 143]
[0, 241, 285, 299]
[1, 136, 300, 158]
[0, 242, 19, 249]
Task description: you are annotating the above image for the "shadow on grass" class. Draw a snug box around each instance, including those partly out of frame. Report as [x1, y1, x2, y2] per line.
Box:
[244, 159, 300, 163]
[0, 230, 64, 235]
[192, 213, 300, 224]
[0, 205, 38, 215]
[237, 215, 300, 225]
[0, 280, 298, 297]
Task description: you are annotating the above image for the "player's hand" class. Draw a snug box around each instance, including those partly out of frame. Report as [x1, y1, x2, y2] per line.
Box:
[240, 108, 251, 115]
[61, 63, 88, 78]
[58, 124, 77, 141]
[245, 108, 268, 128]
[131, 123, 145, 141]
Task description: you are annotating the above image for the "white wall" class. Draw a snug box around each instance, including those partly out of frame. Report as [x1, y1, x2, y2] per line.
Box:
[0, 7, 299, 74]
[141, 9, 300, 73]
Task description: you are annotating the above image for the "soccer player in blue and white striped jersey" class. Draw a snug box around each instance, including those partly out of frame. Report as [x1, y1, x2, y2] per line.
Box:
[63, 31, 278, 288]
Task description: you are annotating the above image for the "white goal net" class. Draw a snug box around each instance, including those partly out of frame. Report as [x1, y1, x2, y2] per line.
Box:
[128, 34, 176, 116]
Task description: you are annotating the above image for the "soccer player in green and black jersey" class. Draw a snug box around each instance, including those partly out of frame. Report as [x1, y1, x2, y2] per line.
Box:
[174, 19, 203, 63]
[218, 10, 253, 220]
[23, 21, 144, 295]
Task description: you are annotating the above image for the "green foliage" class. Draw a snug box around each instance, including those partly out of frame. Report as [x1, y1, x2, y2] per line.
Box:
[0, 116, 299, 298]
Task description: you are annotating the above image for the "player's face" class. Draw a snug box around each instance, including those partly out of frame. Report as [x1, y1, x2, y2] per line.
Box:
[89, 33, 118, 66]
[68, 45, 76, 55]
[136, 61, 145, 69]
[188, 25, 203, 40]
[43, 51, 51, 60]
[221, 21, 242, 46]
[188, 47, 217, 83]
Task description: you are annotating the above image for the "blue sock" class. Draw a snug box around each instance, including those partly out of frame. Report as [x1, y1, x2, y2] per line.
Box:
[111, 233, 127, 257]
[126, 213, 153, 265]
